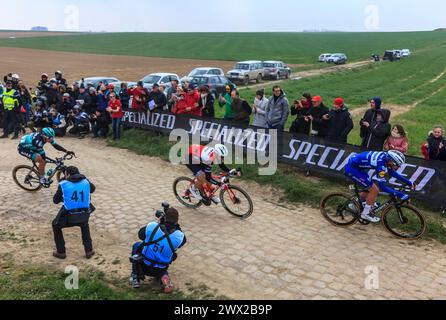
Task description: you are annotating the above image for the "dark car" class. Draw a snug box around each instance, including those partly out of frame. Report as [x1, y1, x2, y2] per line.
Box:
[190, 75, 236, 98]
[383, 50, 401, 62]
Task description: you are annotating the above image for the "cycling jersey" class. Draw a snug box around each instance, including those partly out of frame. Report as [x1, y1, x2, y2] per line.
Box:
[186, 145, 231, 179]
[345, 151, 412, 199]
[18, 132, 67, 161]
[18, 133, 56, 160]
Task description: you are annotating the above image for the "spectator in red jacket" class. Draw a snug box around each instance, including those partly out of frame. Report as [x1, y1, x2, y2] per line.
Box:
[184, 84, 202, 117]
[384, 125, 409, 154]
[128, 81, 149, 112]
[106, 92, 123, 141]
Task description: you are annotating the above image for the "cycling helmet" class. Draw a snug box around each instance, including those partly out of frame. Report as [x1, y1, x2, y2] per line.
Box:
[42, 127, 56, 139]
[214, 144, 229, 157]
[387, 150, 406, 166]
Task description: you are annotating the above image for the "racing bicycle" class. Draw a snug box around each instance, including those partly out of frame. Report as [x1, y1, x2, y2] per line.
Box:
[173, 171, 254, 220]
[320, 183, 426, 240]
[13, 152, 76, 192]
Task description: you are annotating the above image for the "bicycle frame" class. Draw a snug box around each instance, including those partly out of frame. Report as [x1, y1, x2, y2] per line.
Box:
[187, 173, 239, 205]
[351, 184, 410, 224]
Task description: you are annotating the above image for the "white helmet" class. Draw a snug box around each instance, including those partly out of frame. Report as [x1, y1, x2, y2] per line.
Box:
[387, 150, 406, 166]
[12, 74, 20, 80]
[214, 144, 229, 157]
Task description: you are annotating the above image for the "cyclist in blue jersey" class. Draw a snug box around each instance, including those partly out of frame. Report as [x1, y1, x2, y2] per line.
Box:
[345, 150, 415, 223]
[17, 127, 74, 185]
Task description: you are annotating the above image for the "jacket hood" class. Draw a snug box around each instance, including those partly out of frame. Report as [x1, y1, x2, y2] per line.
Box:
[67, 174, 87, 183]
[376, 109, 391, 123]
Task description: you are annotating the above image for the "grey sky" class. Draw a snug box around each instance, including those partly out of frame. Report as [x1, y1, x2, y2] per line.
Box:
[0, 0, 444, 32]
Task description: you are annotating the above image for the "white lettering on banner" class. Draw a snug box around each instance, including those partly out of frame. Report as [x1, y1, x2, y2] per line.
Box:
[307, 144, 325, 165]
[124, 111, 175, 130]
[410, 166, 436, 191]
[318, 147, 339, 168]
[282, 139, 437, 192]
[187, 119, 271, 152]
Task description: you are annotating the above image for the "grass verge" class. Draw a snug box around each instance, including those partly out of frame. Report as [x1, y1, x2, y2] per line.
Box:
[0, 252, 226, 300]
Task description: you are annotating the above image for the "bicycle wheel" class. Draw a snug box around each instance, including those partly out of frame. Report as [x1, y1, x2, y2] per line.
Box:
[320, 193, 360, 227]
[12, 165, 42, 192]
[382, 204, 426, 240]
[220, 185, 253, 219]
[173, 177, 202, 209]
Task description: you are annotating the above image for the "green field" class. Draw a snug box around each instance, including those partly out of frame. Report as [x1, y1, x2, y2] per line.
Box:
[1, 31, 445, 155]
[1, 31, 445, 65]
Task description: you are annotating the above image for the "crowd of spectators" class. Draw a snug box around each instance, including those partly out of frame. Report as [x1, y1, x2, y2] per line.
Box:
[1, 71, 445, 163]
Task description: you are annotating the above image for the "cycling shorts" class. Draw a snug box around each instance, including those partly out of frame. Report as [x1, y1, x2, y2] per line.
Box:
[18, 145, 44, 162]
[345, 164, 374, 189]
[186, 154, 212, 180]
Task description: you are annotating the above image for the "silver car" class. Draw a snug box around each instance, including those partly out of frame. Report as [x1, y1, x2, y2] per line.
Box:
[227, 61, 264, 85]
[262, 61, 291, 80]
[181, 67, 224, 83]
[140, 73, 180, 90]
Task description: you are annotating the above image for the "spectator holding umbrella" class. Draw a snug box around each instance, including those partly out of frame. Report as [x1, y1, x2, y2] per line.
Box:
[422, 125, 446, 161]
[324, 97, 354, 144]
[107, 92, 123, 141]
[252, 89, 269, 128]
[384, 125, 409, 154]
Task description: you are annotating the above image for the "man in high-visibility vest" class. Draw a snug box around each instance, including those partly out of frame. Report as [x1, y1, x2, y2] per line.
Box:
[1, 80, 20, 139]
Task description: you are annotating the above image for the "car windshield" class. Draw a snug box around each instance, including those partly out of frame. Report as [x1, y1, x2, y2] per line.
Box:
[191, 77, 208, 85]
[235, 64, 249, 70]
[189, 69, 208, 77]
[141, 75, 161, 84]
[263, 63, 277, 68]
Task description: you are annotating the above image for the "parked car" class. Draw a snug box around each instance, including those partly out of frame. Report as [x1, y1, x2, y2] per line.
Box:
[401, 49, 412, 57]
[383, 50, 401, 62]
[227, 61, 264, 86]
[181, 67, 224, 83]
[140, 73, 180, 90]
[108, 81, 137, 95]
[327, 53, 348, 65]
[262, 61, 291, 80]
[76, 77, 120, 88]
[393, 50, 402, 59]
[318, 53, 332, 63]
[190, 75, 236, 98]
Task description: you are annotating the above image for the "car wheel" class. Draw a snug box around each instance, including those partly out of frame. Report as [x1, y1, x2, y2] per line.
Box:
[244, 76, 250, 86]
[256, 74, 262, 84]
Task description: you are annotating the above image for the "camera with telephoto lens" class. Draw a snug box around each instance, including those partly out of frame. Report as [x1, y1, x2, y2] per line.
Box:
[155, 201, 170, 224]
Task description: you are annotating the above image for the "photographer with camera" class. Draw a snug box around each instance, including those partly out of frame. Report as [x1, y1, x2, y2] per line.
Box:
[130, 202, 187, 294]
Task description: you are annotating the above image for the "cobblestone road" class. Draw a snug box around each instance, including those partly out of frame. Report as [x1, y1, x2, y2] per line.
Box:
[0, 137, 445, 300]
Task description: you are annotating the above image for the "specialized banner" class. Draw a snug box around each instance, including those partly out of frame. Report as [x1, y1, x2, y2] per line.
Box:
[123, 109, 446, 207]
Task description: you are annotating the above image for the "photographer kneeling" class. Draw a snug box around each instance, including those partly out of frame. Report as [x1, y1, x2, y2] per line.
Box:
[130, 204, 186, 294]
